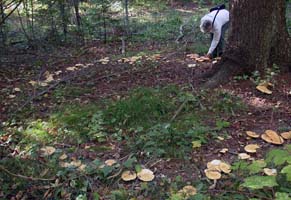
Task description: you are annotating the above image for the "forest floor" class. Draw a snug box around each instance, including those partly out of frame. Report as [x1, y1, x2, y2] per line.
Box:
[1, 2, 291, 200]
[1, 39, 291, 199]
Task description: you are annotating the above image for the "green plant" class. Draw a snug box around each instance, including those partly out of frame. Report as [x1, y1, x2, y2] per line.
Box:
[130, 123, 210, 158]
[104, 87, 177, 128]
[231, 145, 291, 199]
[50, 104, 107, 143]
[250, 64, 280, 85]
[210, 91, 245, 114]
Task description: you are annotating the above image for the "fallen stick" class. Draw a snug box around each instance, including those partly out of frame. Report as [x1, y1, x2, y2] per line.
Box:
[0, 165, 55, 181]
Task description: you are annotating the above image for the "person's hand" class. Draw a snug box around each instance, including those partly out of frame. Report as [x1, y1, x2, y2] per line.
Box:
[206, 53, 212, 59]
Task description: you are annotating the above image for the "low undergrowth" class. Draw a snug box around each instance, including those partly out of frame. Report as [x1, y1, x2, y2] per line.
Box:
[1, 86, 249, 199]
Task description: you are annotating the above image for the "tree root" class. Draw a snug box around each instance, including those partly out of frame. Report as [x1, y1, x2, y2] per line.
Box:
[202, 59, 247, 89]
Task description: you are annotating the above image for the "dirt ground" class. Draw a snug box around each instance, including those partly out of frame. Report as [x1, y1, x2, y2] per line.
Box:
[0, 40, 291, 198]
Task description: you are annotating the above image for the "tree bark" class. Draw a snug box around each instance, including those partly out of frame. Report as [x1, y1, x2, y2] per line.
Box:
[204, 0, 291, 88]
[59, 0, 67, 40]
[0, 1, 6, 47]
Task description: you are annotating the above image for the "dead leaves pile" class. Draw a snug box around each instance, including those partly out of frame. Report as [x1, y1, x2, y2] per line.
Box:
[118, 54, 161, 65]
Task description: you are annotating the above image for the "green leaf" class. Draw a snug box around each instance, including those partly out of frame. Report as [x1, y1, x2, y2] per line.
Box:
[281, 165, 291, 181]
[215, 120, 230, 130]
[248, 160, 267, 174]
[275, 192, 291, 200]
[192, 140, 202, 148]
[191, 193, 209, 200]
[168, 193, 183, 200]
[266, 149, 291, 166]
[76, 194, 87, 200]
[135, 164, 142, 173]
[100, 166, 113, 177]
[123, 156, 137, 168]
[241, 176, 278, 189]
[232, 160, 248, 171]
[93, 192, 100, 200]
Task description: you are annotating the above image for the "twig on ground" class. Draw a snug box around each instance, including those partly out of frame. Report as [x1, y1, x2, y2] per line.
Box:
[170, 100, 187, 123]
[0, 165, 55, 181]
[108, 168, 123, 179]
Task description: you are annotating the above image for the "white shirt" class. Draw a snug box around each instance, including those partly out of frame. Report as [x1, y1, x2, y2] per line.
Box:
[200, 9, 229, 54]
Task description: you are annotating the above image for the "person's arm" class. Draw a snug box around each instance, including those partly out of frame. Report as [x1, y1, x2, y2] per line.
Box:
[207, 25, 222, 55]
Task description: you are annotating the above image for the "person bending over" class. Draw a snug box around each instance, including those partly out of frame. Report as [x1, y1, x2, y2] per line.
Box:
[200, 6, 229, 58]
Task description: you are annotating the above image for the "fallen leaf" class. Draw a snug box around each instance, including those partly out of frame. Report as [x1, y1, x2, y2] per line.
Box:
[217, 136, 224, 141]
[192, 140, 201, 148]
[55, 70, 62, 75]
[66, 66, 78, 71]
[59, 162, 70, 168]
[98, 57, 110, 65]
[41, 146, 56, 156]
[14, 88, 21, 92]
[59, 154, 68, 160]
[78, 164, 87, 172]
[29, 80, 37, 86]
[186, 54, 199, 59]
[219, 148, 228, 153]
[44, 74, 54, 83]
[244, 144, 260, 153]
[39, 82, 48, 87]
[70, 160, 82, 167]
[8, 95, 16, 98]
[121, 170, 137, 181]
[137, 169, 155, 182]
[75, 63, 85, 67]
[187, 64, 197, 68]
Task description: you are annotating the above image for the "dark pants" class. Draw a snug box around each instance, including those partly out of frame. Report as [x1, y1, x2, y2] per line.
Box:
[210, 22, 229, 58]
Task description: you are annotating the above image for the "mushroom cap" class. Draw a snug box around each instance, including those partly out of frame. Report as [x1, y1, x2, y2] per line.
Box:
[246, 131, 260, 138]
[261, 130, 284, 145]
[256, 85, 272, 94]
[219, 162, 231, 174]
[280, 131, 291, 140]
[263, 168, 277, 176]
[204, 169, 222, 180]
[121, 170, 137, 181]
[137, 169, 155, 182]
[244, 144, 260, 153]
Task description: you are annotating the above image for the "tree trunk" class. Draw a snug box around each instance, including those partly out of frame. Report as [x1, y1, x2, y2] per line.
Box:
[204, 0, 291, 88]
[0, 1, 6, 47]
[124, 0, 129, 32]
[59, 0, 67, 40]
[102, 1, 107, 44]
